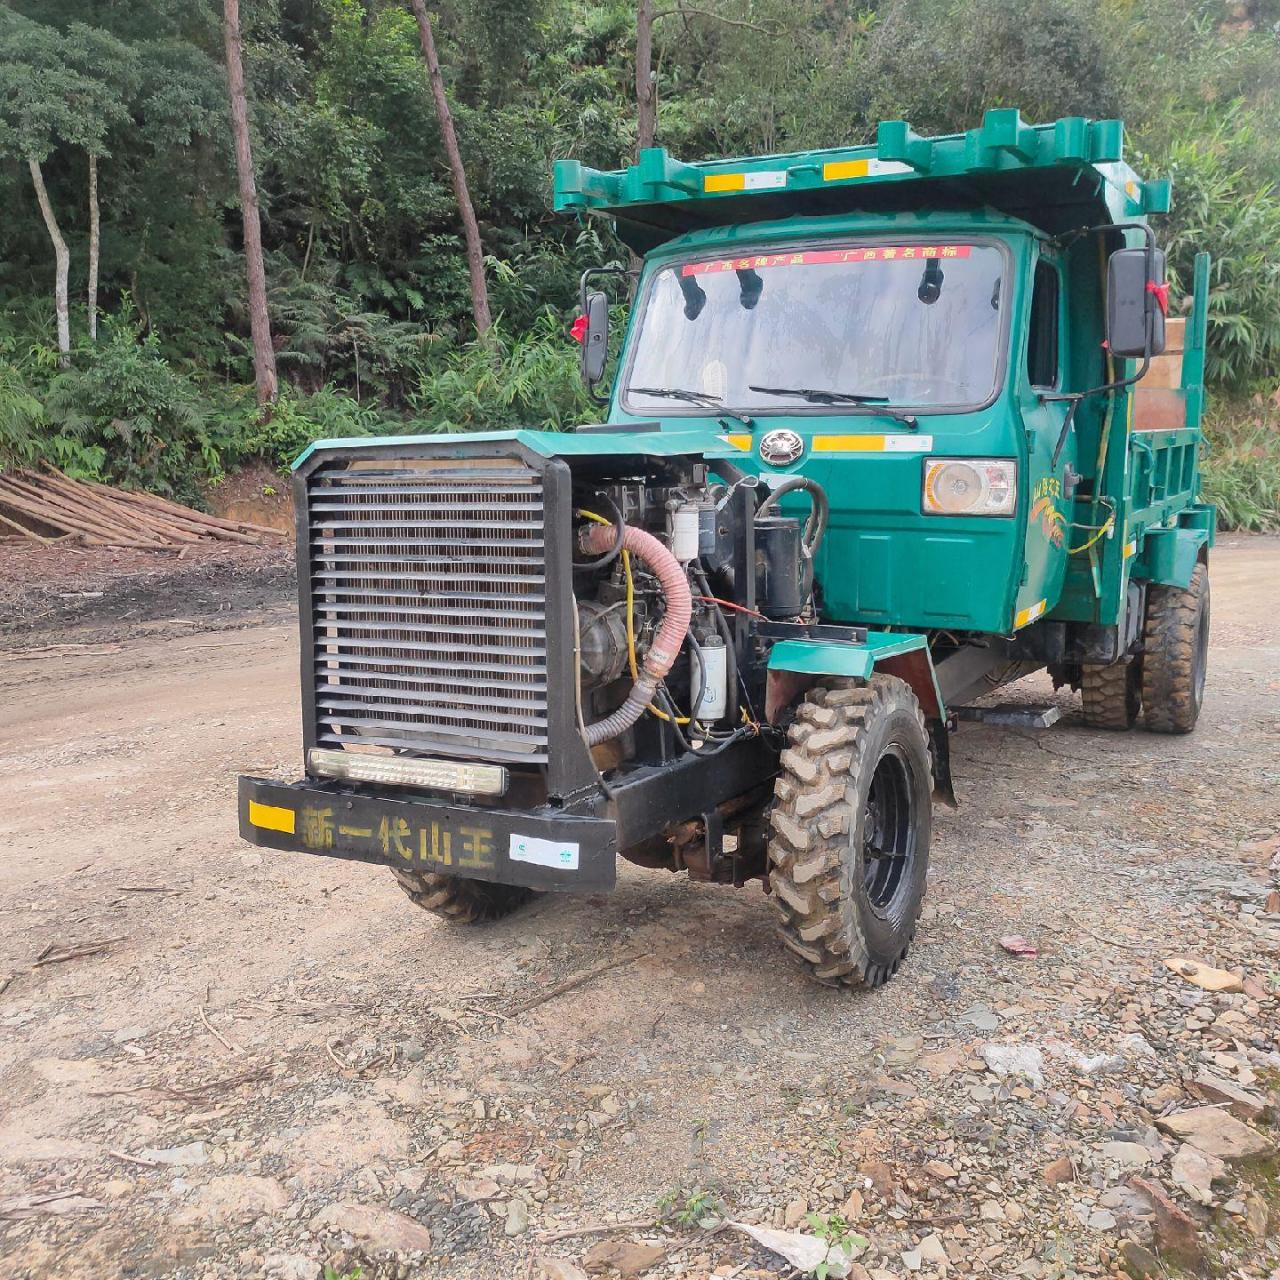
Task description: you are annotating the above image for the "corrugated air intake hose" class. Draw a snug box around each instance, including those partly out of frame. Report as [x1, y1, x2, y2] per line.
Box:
[577, 521, 692, 747]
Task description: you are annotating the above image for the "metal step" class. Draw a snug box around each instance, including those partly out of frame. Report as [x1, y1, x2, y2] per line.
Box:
[952, 704, 1062, 729]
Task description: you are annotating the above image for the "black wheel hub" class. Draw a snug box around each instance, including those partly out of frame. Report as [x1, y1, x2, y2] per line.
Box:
[862, 746, 918, 923]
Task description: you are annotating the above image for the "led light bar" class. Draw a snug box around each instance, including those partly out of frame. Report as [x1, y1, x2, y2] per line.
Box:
[308, 748, 507, 797]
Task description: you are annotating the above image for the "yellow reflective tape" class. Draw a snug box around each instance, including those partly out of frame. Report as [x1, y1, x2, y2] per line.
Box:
[1014, 599, 1047, 629]
[248, 800, 295, 834]
[824, 159, 869, 181]
[722, 434, 752, 450]
[1124, 539, 1137, 558]
[704, 173, 745, 193]
[813, 434, 887, 452]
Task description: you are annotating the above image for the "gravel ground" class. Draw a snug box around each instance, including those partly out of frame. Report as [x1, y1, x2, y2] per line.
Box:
[0, 536, 1277, 1280]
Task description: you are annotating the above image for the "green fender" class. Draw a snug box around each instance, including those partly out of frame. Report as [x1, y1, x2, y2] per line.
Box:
[1136, 524, 1210, 590]
[765, 630, 953, 804]
[766, 632, 944, 720]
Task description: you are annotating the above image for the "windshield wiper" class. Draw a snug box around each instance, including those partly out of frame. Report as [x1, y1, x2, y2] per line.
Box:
[749, 384, 890, 405]
[629, 385, 753, 428]
[630, 385, 724, 408]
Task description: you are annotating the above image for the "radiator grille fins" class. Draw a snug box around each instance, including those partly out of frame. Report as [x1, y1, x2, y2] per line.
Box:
[307, 461, 550, 764]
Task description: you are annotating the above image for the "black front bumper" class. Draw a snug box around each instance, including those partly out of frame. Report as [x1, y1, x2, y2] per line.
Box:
[239, 776, 619, 893]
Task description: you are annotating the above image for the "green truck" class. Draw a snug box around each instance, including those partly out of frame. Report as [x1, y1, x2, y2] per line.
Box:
[239, 108, 1213, 989]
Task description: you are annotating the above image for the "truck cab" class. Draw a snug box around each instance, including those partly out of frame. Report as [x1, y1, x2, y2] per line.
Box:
[239, 109, 1214, 991]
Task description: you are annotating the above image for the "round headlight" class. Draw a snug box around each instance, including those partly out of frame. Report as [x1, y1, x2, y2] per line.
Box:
[923, 459, 1016, 516]
[926, 461, 986, 514]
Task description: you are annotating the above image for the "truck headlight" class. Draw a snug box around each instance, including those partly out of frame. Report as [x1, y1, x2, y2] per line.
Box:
[308, 748, 507, 797]
[923, 459, 1016, 516]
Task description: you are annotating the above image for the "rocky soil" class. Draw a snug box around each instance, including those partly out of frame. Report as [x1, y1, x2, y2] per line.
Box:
[1, 535, 1277, 1280]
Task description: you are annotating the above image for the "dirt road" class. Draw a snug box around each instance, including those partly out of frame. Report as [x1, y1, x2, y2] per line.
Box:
[2, 538, 1277, 1280]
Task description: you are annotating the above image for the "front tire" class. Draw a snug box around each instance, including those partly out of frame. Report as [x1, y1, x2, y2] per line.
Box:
[1141, 562, 1210, 734]
[768, 674, 932, 990]
[391, 870, 537, 924]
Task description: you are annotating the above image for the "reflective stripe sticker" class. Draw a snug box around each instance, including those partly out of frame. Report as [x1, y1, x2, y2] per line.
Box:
[1014, 599, 1048, 629]
[823, 158, 912, 181]
[721, 434, 753, 451]
[812, 434, 933, 453]
[1124, 539, 1137, 558]
[248, 800, 295, 834]
[703, 171, 786, 193]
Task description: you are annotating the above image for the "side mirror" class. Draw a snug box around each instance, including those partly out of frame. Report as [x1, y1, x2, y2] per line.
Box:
[582, 290, 609, 387]
[1107, 246, 1166, 359]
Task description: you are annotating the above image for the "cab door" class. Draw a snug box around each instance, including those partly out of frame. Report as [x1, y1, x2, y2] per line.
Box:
[1013, 250, 1071, 630]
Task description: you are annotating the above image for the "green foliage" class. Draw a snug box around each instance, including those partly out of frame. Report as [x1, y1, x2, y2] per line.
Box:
[805, 1211, 869, 1280]
[1200, 403, 1280, 532]
[0, 356, 48, 467]
[408, 309, 592, 433]
[1157, 111, 1280, 388]
[0, 0, 1277, 497]
[321, 1266, 362, 1280]
[0, 11, 139, 162]
[225, 385, 390, 471]
[656, 1184, 723, 1228]
[35, 312, 218, 496]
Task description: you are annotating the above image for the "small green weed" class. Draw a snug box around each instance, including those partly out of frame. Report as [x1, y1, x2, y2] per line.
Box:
[805, 1212, 868, 1280]
[322, 1266, 362, 1280]
[656, 1184, 724, 1228]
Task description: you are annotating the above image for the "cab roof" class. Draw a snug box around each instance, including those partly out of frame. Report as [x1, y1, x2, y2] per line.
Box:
[553, 108, 1168, 255]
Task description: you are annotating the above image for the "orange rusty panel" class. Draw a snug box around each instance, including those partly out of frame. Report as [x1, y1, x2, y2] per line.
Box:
[1143, 353, 1184, 390]
[1133, 387, 1186, 432]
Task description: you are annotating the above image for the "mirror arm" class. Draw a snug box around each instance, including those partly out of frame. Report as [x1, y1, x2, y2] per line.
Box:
[1040, 340, 1153, 471]
[577, 263, 634, 317]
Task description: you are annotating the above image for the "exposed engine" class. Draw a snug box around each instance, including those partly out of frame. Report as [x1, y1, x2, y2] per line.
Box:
[569, 459, 829, 772]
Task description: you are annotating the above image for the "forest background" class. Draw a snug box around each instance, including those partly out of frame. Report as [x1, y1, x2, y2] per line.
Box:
[1, 0, 1278, 527]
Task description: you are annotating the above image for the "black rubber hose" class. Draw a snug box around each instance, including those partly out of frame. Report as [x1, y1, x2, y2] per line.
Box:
[755, 475, 829, 554]
[573, 491, 625, 572]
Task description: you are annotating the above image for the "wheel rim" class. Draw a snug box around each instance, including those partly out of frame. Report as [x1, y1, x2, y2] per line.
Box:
[861, 745, 917, 923]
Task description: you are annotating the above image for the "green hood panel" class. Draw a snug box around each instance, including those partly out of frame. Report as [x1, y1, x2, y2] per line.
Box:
[291, 425, 751, 471]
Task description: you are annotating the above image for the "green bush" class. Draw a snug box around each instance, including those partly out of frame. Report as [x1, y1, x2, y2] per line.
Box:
[407, 308, 592, 433]
[0, 311, 219, 499]
[1157, 110, 1280, 389]
[221, 384, 391, 471]
[1201, 403, 1280, 532]
[0, 341, 48, 466]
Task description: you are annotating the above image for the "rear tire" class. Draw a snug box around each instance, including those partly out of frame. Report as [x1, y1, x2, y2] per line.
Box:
[1080, 658, 1141, 730]
[391, 870, 536, 924]
[1142, 562, 1210, 734]
[768, 674, 932, 990]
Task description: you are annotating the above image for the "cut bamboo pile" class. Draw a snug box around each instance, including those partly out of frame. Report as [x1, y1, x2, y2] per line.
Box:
[0, 466, 287, 550]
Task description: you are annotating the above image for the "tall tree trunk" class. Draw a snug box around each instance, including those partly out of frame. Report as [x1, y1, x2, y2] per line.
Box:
[222, 0, 278, 404]
[28, 156, 71, 366]
[408, 0, 491, 336]
[636, 0, 656, 153]
[87, 153, 100, 343]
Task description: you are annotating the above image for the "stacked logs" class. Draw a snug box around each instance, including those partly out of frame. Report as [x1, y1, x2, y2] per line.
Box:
[0, 467, 285, 549]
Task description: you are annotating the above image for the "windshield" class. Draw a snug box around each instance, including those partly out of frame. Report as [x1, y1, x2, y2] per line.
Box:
[623, 242, 1006, 413]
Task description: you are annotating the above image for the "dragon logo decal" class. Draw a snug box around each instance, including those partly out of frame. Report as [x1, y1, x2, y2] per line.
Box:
[1030, 476, 1066, 548]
